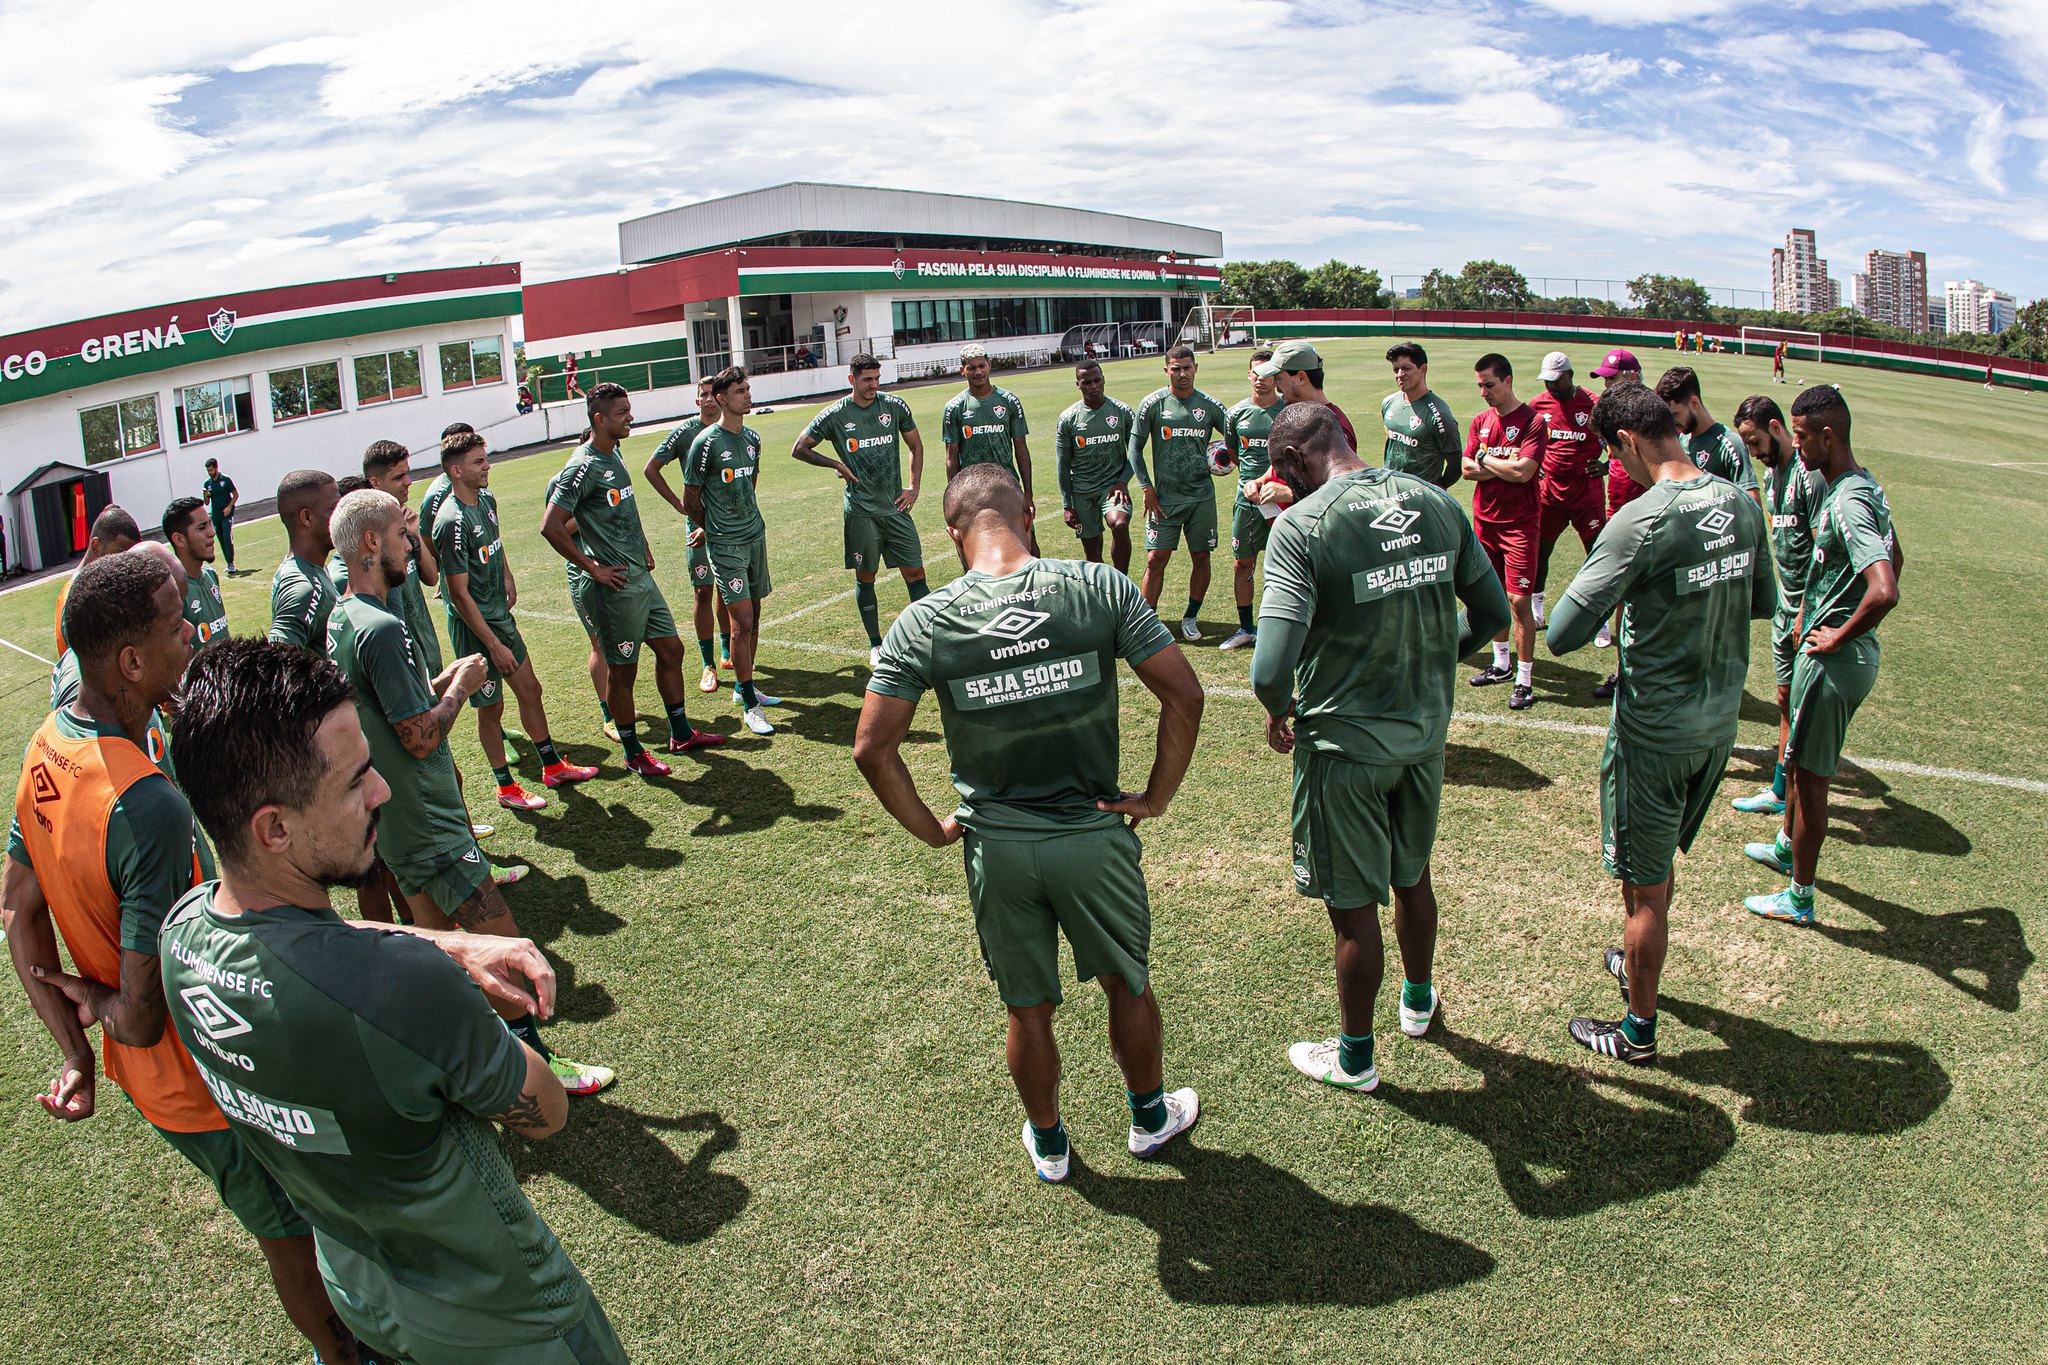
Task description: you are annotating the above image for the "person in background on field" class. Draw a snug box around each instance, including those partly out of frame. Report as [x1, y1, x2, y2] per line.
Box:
[1461, 354, 1543, 711]
[1587, 347, 1644, 698]
[52, 504, 141, 661]
[162, 497, 229, 655]
[1773, 341, 1787, 384]
[1128, 345, 1232, 637]
[1380, 343, 1461, 488]
[1528, 352, 1605, 631]
[942, 343, 1038, 554]
[1656, 367, 1761, 507]
[267, 472, 340, 650]
[684, 368, 781, 736]
[562, 353, 583, 400]
[1218, 348, 1286, 651]
[643, 378, 738, 689]
[1052, 359, 1139, 576]
[201, 458, 240, 576]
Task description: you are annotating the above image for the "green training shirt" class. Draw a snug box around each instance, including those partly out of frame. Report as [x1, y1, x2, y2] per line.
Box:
[806, 393, 918, 519]
[1259, 467, 1495, 766]
[683, 423, 767, 545]
[1381, 390, 1462, 485]
[158, 886, 600, 1349]
[547, 444, 649, 577]
[1225, 396, 1285, 501]
[1764, 459, 1827, 625]
[330, 545, 440, 674]
[942, 386, 1028, 473]
[324, 592, 470, 869]
[1129, 387, 1230, 509]
[433, 489, 510, 623]
[1054, 397, 1136, 506]
[181, 564, 229, 654]
[201, 473, 237, 519]
[46, 654, 176, 784]
[1561, 475, 1773, 751]
[1803, 468, 1896, 637]
[416, 473, 454, 536]
[868, 558, 1175, 839]
[650, 416, 707, 469]
[268, 554, 337, 648]
[1688, 422, 1759, 492]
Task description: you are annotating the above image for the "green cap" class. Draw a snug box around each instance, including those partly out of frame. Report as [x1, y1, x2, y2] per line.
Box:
[1252, 339, 1323, 376]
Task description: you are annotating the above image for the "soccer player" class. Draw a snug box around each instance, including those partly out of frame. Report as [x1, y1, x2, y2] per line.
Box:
[1589, 347, 1645, 694]
[434, 432, 601, 808]
[1219, 349, 1285, 650]
[5, 552, 366, 1364]
[160, 640, 629, 1365]
[51, 504, 140, 660]
[683, 368, 779, 736]
[1462, 354, 1543, 710]
[1546, 383, 1772, 1065]
[1129, 344, 1231, 636]
[1052, 359, 1138, 576]
[1253, 404, 1510, 1094]
[1773, 340, 1788, 384]
[1381, 342, 1462, 488]
[1745, 386, 1902, 926]
[942, 343, 1037, 553]
[364, 439, 445, 678]
[792, 353, 932, 668]
[328, 489, 614, 1094]
[1259, 340, 1359, 451]
[162, 497, 229, 655]
[266, 470, 340, 649]
[415, 421, 475, 545]
[1528, 351, 1605, 627]
[546, 466, 623, 740]
[1656, 367, 1761, 506]
[643, 379, 736, 690]
[853, 464, 1207, 1182]
[543, 382, 722, 773]
[200, 456, 239, 575]
[1728, 394, 1827, 816]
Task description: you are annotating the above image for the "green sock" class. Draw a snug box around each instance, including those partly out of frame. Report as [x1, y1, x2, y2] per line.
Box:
[1128, 1085, 1167, 1134]
[719, 631, 731, 659]
[1338, 1030, 1374, 1076]
[599, 701, 613, 724]
[534, 737, 560, 766]
[1237, 604, 1255, 633]
[1184, 597, 1203, 622]
[619, 722, 645, 759]
[1776, 829, 1794, 860]
[665, 701, 695, 741]
[907, 577, 930, 601]
[491, 765, 512, 787]
[1401, 979, 1433, 1011]
[855, 581, 882, 647]
[1621, 1011, 1655, 1046]
[698, 637, 716, 667]
[506, 1013, 551, 1061]
[1791, 881, 1814, 905]
[1771, 761, 1787, 800]
[1030, 1118, 1068, 1159]
[738, 678, 758, 709]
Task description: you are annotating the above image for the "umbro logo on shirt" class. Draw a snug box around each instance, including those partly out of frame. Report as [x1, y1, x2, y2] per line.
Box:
[1370, 507, 1421, 533]
[1696, 508, 1735, 536]
[180, 984, 252, 1041]
[978, 607, 1051, 641]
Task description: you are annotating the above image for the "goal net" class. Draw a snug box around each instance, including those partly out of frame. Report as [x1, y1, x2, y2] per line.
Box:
[1740, 326, 1824, 366]
[1178, 306, 1259, 352]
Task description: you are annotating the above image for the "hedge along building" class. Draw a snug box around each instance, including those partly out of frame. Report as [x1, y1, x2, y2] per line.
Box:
[520, 182, 1223, 413]
[0, 265, 522, 573]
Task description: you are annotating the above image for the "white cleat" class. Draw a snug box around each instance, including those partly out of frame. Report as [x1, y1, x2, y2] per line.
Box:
[1288, 1037, 1379, 1092]
[1021, 1121, 1070, 1183]
[735, 688, 782, 708]
[1217, 628, 1257, 651]
[1595, 622, 1613, 649]
[869, 646, 882, 669]
[1179, 617, 1201, 642]
[743, 706, 775, 736]
[1129, 1087, 1200, 1157]
[1399, 985, 1439, 1037]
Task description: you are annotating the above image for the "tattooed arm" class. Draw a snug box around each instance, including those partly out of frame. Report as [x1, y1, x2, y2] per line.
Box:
[487, 1041, 568, 1138]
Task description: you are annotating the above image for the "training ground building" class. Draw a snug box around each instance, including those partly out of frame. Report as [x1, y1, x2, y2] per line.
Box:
[0, 266, 523, 573]
[519, 182, 1223, 415]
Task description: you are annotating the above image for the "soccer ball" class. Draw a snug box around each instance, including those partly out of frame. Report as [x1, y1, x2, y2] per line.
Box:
[1207, 439, 1233, 475]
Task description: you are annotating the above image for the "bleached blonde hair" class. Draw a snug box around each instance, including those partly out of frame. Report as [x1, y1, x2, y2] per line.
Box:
[330, 488, 403, 563]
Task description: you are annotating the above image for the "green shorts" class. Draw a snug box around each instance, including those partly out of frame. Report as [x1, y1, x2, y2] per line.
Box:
[1067, 485, 1131, 542]
[1144, 494, 1219, 554]
[571, 571, 678, 664]
[153, 1123, 309, 1241]
[709, 535, 772, 605]
[446, 612, 528, 709]
[845, 509, 924, 572]
[686, 519, 713, 588]
[329, 1271, 628, 1365]
[1230, 498, 1276, 559]
[1292, 749, 1443, 907]
[1599, 732, 1733, 884]
[388, 840, 493, 918]
[1771, 612, 1801, 689]
[961, 825, 1151, 1008]
[1786, 637, 1879, 779]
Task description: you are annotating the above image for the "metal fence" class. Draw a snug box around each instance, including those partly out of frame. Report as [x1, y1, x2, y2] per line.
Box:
[1381, 275, 1775, 311]
[530, 337, 894, 402]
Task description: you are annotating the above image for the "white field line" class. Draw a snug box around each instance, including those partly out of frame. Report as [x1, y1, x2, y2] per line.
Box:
[760, 588, 857, 629]
[0, 636, 55, 666]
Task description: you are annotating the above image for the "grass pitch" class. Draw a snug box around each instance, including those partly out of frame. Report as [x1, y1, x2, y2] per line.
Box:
[0, 339, 2042, 1363]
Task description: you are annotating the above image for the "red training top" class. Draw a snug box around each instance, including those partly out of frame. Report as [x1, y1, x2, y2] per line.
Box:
[1464, 403, 1541, 525]
[1530, 385, 1602, 504]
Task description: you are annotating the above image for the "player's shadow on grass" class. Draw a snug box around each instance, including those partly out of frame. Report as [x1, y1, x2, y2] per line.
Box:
[1815, 880, 2030, 1012]
[1658, 997, 1951, 1133]
[513, 787, 685, 874]
[503, 866, 623, 1024]
[1064, 1144, 1493, 1305]
[508, 1107, 748, 1246]
[746, 662, 940, 747]
[1444, 743, 1552, 791]
[1821, 766, 1972, 858]
[1375, 1030, 1733, 1219]
[655, 750, 843, 836]
[1528, 656, 1615, 709]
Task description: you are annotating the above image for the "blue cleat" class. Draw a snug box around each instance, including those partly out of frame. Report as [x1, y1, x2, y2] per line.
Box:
[1731, 787, 1785, 814]
[1746, 888, 1814, 925]
[1744, 840, 1794, 875]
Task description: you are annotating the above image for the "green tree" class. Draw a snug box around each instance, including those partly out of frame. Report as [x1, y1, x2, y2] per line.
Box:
[1300, 259, 1386, 309]
[1417, 267, 1466, 309]
[1218, 260, 1311, 310]
[1995, 299, 2048, 361]
[1628, 273, 1716, 320]
[1420, 260, 1534, 310]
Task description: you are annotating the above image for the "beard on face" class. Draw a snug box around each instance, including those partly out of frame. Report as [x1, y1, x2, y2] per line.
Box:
[313, 806, 382, 890]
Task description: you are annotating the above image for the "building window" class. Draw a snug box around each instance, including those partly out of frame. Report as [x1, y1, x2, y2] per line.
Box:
[891, 296, 1156, 347]
[176, 377, 255, 444]
[353, 347, 423, 405]
[438, 336, 505, 391]
[269, 361, 344, 423]
[78, 395, 164, 465]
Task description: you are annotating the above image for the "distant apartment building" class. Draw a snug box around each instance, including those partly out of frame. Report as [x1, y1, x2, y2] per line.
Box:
[1849, 249, 1929, 333]
[1945, 279, 2018, 336]
[1771, 228, 1841, 314]
[1927, 296, 1948, 334]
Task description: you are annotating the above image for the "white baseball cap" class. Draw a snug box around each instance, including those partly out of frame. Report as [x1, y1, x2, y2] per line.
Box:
[1538, 351, 1572, 381]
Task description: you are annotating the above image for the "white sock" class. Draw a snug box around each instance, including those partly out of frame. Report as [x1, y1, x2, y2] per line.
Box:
[1516, 660, 1533, 686]
[1532, 591, 1545, 621]
[1492, 641, 1510, 669]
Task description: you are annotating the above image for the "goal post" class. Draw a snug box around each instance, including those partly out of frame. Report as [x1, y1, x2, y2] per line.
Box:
[1740, 326, 1824, 366]
[1178, 305, 1258, 351]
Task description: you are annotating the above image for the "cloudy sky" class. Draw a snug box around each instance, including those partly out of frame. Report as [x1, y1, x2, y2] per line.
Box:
[3, 0, 2044, 333]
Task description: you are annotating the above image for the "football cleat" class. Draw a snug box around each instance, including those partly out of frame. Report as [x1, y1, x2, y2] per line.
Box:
[1593, 672, 1618, 699]
[1732, 788, 1785, 814]
[490, 861, 530, 887]
[548, 1054, 616, 1096]
[1129, 1087, 1200, 1156]
[1746, 888, 1815, 925]
[541, 761, 599, 787]
[1217, 628, 1257, 651]
[1509, 683, 1535, 710]
[669, 729, 727, 754]
[1568, 1016, 1655, 1065]
[699, 665, 719, 693]
[1469, 663, 1512, 687]
[496, 784, 546, 811]
[1180, 617, 1202, 642]
[743, 706, 775, 736]
[624, 751, 672, 778]
[1021, 1121, 1070, 1183]
[1289, 1038, 1378, 1092]
[1745, 840, 1794, 875]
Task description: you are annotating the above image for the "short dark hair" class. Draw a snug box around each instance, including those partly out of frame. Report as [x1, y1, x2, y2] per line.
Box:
[335, 474, 370, 498]
[439, 422, 475, 440]
[1387, 342, 1428, 367]
[1790, 384, 1851, 438]
[1654, 367, 1702, 404]
[276, 470, 336, 528]
[711, 366, 747, 397]
[204, 458, 219, 469]
[1475, 353, 1512, 380]
[1297, 367, 1327, 389]
[1733, 394, 1785, 430]
[441, 431, 486, 465]
[1593, 381, 1678, 445]
[586, 381, 629, 419]
[942, 462, 1026, 529]
[1250, 348, 1274, 364]
[91, 504, 141, 547]
[162, 496, 207, 543]
[362, 440, 410, 478]
[1074, 359, 1103, 376]
[1166, 344, 1196, 362]
[64, 550, 174, 670]
[173, 641, 357, 866]
[848, 353, 881, 375]
[1268, 401, 1345, 456]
